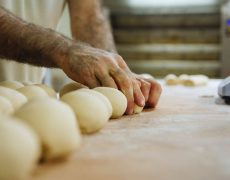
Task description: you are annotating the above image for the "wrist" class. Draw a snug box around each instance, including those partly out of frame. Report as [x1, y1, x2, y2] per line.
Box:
[48, 34, 73, 68]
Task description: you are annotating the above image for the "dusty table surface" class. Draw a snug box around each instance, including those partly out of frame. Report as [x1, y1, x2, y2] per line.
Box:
[32, 80, 230, 180]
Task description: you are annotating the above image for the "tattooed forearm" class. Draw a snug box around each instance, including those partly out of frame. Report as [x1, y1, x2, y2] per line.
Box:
[0, 7, 73, 67]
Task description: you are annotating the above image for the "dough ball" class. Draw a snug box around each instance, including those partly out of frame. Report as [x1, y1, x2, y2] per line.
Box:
[0, 116, 40, 180]
[78, 89, 112, 118]
[164, 74, 179, 85]
[14, 98, 81, 160]
[183, 75, 209, 87]
[61, 90, 110, 134]
[17, 85, 48, 101]
[22, 81, 34, 86]
[178, 74, 190, 84]
[134, 104, 144, 114]
[35, 84, 57, 98]
[141, 73, 154, 79]
[59, 82, 88, 97]
[0, 80, 24, 90]
[0, 87, 27, 110]
[0, 96, 14, 115]
[94, 87, 127, 119]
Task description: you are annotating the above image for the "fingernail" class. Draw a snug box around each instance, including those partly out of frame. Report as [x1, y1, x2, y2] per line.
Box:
[140, 98, 145, 107]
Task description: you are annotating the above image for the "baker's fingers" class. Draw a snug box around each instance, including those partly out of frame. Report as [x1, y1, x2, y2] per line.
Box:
[137, 79, 151, 102]
[84, 76, 101, 89]
[145, 79, 162, 108]
[96, 72, 118, 89]
[133, 79, 145, 107]
[110, 69, 134, 115]
[71, 81, 89, 89]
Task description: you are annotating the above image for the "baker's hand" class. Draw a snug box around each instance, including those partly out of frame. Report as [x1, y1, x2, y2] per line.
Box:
[132, 73, 162, 108]
[111, 55, 162, 109]
[57, 44, 159, 114]
[117, 63, 162, 109]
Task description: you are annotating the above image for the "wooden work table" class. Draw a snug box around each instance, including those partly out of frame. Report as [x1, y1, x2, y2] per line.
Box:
[32, 80, 230, 180]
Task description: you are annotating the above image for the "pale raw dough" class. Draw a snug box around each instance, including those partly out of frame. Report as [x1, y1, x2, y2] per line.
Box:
[78, 89, 112, 118]
[0, 116, 40, 180]
[35, 84, 57, 98]
[0, 80, 24, 90]
[134, 104, 144, 114]
[94, 87, 127, 119]
[179, 74, 190, 84]
[141, 73, 154, 79]
[183, 75, 209, 87]
[17, 85, 48, 101]
[0, 87, 27, 110]
[59, 82, 88, 97]
[164, 74, 179, 85]
[61, 90, 110, 134]
[14, 98, 82, 160]
[0, 96, 14, 115]
[22, 81, 34, 86]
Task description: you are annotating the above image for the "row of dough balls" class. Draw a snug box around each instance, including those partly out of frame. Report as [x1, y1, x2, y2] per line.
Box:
[0, 80, 144, 180]
[164, 74, 209, 86]
[0, 81, 80, 180]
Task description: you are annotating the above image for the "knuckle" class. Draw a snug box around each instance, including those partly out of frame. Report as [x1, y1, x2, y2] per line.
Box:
[114, 54, 127, 68]
[103, 54, 115, 62]
[121, 81, 130, 91]
[102, 55, 112, 62]
[124, 78, 132, 88]
[154, 82, 162, 94]
[113, 54, 123, 60]
[96, 67, 107, 77]
[143, 81, 151, 89]
[92, 59, 105, 70]
[81, 67, 91, 77]
[131, 78, 137, 85]
[132, 79, 140, 89]
[121, 82, 132, 96]
[110, 65, 120, 75]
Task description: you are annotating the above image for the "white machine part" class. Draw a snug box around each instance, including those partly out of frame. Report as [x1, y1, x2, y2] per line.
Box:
[218, 76, 230, 104]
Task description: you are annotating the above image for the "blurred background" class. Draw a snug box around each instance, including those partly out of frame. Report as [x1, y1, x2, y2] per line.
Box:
[53, 0, 230, 89]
